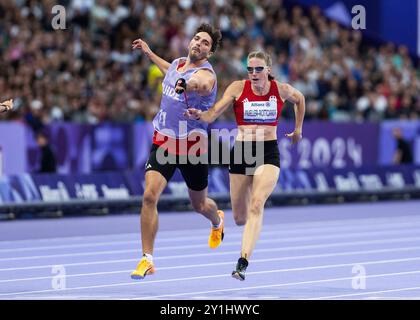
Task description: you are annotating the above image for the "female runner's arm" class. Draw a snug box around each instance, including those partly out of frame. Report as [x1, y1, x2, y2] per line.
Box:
[277, 82, 305, 144]
[184, 80, 244, 123]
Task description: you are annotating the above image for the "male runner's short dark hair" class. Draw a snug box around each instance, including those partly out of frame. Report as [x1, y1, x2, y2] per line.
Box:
[195, 23, 222, 53]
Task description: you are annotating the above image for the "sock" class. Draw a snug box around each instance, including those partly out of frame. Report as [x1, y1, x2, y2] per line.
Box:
[143, 253, 153, 262]
[212, 217, 223, 229]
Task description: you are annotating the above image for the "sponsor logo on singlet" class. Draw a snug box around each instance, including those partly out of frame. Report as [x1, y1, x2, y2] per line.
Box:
[243, 96, 278, 122]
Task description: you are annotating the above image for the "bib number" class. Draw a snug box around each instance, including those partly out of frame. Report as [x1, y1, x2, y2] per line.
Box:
[243, 100, 277, 122]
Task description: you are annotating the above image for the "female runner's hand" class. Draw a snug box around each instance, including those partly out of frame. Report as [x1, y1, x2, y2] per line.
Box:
[285, 130, 302, 144]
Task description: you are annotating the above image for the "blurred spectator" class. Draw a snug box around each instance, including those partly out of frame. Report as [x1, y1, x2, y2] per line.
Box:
[36, 130, 57, 173]
[392, 127, 413, 164]
[0, 0, 418, 124]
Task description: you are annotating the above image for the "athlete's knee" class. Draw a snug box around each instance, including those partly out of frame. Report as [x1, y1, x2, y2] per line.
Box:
[234, 214, 246, 226]
[142, 190, 160, 207]
[250, 198, 265, 215]
[191, 199, 207, 213]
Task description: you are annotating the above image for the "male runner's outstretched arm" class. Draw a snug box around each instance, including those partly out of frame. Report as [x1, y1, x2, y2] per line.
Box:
[176, 69, 216, 97]
[132, 38, 171, 75]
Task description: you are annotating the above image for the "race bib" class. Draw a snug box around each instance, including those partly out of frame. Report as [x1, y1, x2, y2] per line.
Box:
[243, 100, 277, 122]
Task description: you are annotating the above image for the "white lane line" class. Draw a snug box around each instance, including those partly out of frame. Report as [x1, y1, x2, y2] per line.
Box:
[2, 212, 420, 246]
[2, 219, 420, 253]
[143, 268, 420, 299]
[2, 235, 420, 272]
[309, 286, 420, 300]
[0, 233, 138, 245]
[2, 245, 419, 283]
[2, 255, 420, 297]
[0, 240, 137, 254]
[141, 269, 420, 300]
[2, 227, 420, 262]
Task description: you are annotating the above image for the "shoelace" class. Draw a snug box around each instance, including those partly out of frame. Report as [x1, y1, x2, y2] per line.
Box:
[237, 263, 247, 272]
[138, 259, 149, 268]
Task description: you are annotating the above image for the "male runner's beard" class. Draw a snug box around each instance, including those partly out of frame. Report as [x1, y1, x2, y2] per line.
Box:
[189, 47, 205, 62]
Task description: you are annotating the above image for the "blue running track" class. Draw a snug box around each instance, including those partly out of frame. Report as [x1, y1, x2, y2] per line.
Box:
[1, 201, 420, 300]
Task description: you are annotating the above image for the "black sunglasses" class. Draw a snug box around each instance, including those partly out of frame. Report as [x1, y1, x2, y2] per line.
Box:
[247, 66, 266, 73]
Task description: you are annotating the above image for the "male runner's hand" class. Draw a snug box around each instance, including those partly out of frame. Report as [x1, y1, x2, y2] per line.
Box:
[175, 78, 187, 94]
[184, 108, 202, 120]
[285, 130, 302, 144]
[132, 38, 152, 57]
[0, 99, 13, 113]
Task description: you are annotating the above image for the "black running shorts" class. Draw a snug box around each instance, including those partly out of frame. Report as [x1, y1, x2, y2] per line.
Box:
[229, 140, 280, 175]
[145, 144, 209, 191]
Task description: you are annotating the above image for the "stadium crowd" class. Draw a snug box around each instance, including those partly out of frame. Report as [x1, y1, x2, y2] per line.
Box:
[0, 0, 419, 130]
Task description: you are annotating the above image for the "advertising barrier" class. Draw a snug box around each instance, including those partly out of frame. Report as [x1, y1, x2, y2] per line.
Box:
[1, 165, 419, 205]
[3, 120, 420, 176]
